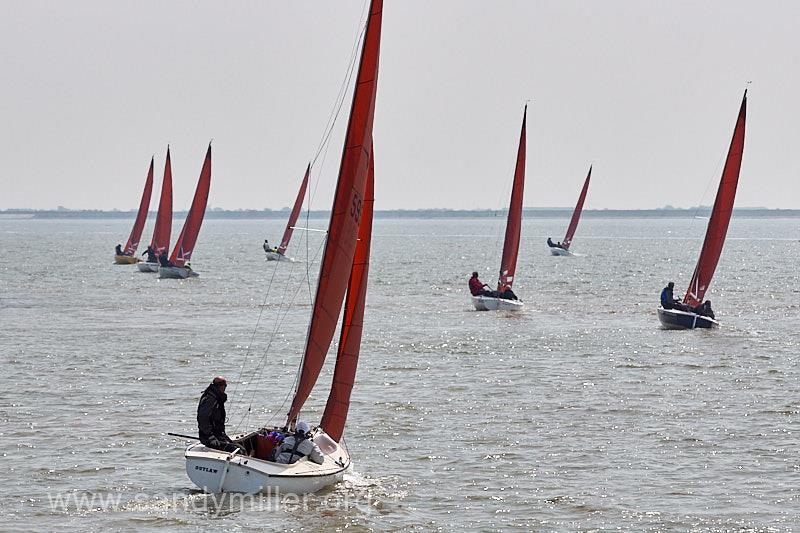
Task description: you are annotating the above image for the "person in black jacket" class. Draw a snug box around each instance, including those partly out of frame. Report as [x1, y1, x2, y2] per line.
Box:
[197, 376, 244, 453]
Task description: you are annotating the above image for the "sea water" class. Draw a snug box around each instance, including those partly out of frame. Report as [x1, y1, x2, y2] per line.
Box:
[0, 216, 798, 531]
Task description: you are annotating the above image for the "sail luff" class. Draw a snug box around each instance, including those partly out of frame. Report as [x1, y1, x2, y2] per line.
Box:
[562, 166, 592, 249]
[286, 0, 382, 425]
[497, 104, 527, 291]
[169, 144, 212, 266]
[277, 164, 310, 255]
[123, 158, 154, 255]
[150, 146, 173, 255]
[684, 91, 747, 307]
[320, 145, 374, 442]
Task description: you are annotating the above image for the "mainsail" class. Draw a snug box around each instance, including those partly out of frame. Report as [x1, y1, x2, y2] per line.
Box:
[286, 0, 382, 426]
[684, 90, 747, 307]
[123, 158, 154, 255]
[497, 104, 527, 291]
[277, 164, 310, 255]
[150, 146, 173, 256]
[169, 144, 212, 267]
[321, 146, 374, 441]
[562, 166, 591, 250]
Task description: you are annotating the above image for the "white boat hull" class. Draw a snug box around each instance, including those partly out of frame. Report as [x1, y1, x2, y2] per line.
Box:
[657, 307, 719, 329]
[471, 295, 524, 312]
[265, 251, 293, 262]
[159, 266, 199, 279]
[137, 262, 159, 273]
[185, 429, 350, 494]
[549, 247, 572, 256]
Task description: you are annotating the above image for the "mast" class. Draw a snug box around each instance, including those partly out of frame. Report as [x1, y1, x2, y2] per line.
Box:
[123, 157, 154, 255]
[684, 90, 747, 307]
[320, 145, 374, 442]
[150, 146, 173, 256]
[561, 165, 592, 250]
[170, 144, 212, 267]
[286, 0, 382, 426]
[497, 104, 527, 292]
[277, 164, 310, 255]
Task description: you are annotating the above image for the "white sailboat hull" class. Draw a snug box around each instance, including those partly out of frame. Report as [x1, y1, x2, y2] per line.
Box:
[137, 262, 159, 273]
[159, 266, 199, 279]
[471, 295, 524, 312]
[265, 251, 293, 262]
[549, 247, 572, 256]
[185, 430, 350, 494]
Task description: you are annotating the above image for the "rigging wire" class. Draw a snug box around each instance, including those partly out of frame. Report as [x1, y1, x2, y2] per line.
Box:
[229, 2, 370, 430]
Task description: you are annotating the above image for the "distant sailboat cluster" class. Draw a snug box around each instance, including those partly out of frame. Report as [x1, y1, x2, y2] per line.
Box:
[114, 144, 212, 279]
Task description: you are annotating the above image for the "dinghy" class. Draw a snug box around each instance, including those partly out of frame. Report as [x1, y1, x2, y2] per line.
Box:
[114, 157, 153, 264]
[138, 146, 173, 273]
[265, 164, 309, 262]
[548, 166, 591, 256]
[471, 105, 527, 312]
[159, 145, 211, 279]
[658, 90, 747, 329]
[185, 0, 381, 494]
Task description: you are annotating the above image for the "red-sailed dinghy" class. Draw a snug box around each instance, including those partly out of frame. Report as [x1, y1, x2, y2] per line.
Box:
[658, 90, 747, 329]
[114, 158, 153, 264]
[138, 147, 173, 272]
[548, 166, 592, 256]
[265, 164, 309, 262]
[159, 144, 211, 279]
[185, 0, 381, 494]
[472, 105, 527, 311]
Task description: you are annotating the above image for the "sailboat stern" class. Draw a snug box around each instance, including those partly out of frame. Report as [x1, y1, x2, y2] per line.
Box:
[184, 429, 351, 494]
[657, 307, 719, 329]
[471, 295, 524, 312]
[549, 247, 573, 257]
[114, 255, 141, 265]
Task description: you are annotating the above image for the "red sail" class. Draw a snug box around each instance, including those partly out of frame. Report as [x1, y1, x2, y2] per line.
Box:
[562, 166, 592, 249]
[320, 147, 374, 442]
[123, 158, 154, 255]
[684, 91, 747, 307]
[497, 104, 526, 291]
[286, 0, 382, 425]
[170, 144, 212, 267]
[277, 164, 310, 255]
[150, 146, 173, 255]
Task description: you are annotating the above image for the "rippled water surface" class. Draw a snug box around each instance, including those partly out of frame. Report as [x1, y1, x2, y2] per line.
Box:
[1, 216, 799, 531]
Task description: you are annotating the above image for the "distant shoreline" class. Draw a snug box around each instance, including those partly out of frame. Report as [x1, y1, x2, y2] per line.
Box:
[1, 207, 799, 220]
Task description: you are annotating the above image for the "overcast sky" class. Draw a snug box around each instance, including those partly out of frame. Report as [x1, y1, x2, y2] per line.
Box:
[1, 1, 798, 211]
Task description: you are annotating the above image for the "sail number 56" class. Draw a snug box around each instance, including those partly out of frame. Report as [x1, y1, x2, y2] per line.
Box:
[350, 193, 363, 224]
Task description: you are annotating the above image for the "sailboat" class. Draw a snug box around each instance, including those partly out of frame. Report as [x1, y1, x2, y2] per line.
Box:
[159, 145, 211, 279]
[548, 166, 591, 256]
[138, 147, 173, 273]
[114, 158, 153, 264]
[472, 105, 527, 312]
[265, 164, 309, 262]
[184, 0, 381, 494]
[658, 90, 747, 329]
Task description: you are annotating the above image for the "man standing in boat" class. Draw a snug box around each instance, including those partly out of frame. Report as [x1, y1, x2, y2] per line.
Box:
[197, 376, 244, 454]
[115, 243, 125, 256]
[143, 245, 157, 263]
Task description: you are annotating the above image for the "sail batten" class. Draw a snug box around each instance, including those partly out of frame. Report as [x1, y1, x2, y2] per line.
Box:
[562, 166, 591, 249]
[150, 147, 173, 256]
[684, 91, 747, 307]
[277, 164, 310, 255]
[123, 158, 154, 255]
[286, 0, 382, 426]
[497, 105, 527, 291]
[169, 145, 212, 267]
